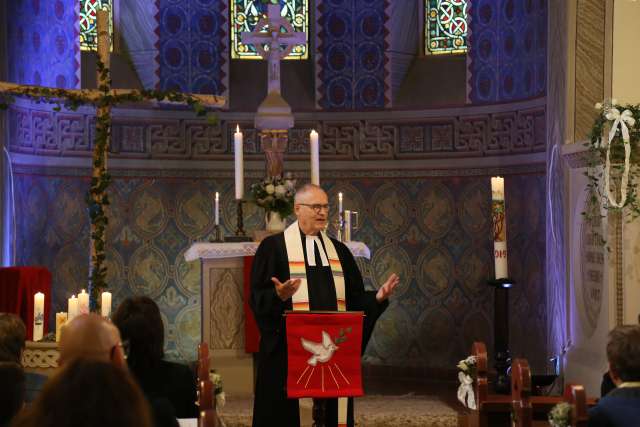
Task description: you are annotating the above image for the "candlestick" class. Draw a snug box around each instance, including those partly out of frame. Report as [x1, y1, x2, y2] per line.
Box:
[491, 177, 508, 279]
[310, 129, 319, 185]
[68, 295, 78, 321]
[234, 125, 244, 200]
[78, 289, 90, 315]
[101, 291, 112, 317]
[55, 312, 67, 342]
[214, 192, 220, 226]
[33, 292, 44, 341]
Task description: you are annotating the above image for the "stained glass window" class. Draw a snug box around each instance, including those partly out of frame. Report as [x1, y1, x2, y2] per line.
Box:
[80, 0, 113, 51]
[425, 0, 468, 55]
[231, 0, 308, 60]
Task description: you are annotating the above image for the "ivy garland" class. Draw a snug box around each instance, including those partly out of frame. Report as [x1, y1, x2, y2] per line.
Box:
[585, 102, 640, 229]
[1, 61, 218, 309]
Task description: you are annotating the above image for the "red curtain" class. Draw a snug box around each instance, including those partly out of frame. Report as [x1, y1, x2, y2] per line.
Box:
[0, 267, 52, 340]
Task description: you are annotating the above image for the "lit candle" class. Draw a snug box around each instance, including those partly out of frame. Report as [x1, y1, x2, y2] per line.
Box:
[234, 125, 244, 200]
[338, 192, 343, 215]
[55, 312, 67, 342]
[68, 295, 78, 321]
[491, 177, 508, 279]
[214, 192, 220, 226]
[78, 289, 89, 315]
[33, 292, 45, 341]
[101, 291, 112, 318]
[310, 130, 320, 185]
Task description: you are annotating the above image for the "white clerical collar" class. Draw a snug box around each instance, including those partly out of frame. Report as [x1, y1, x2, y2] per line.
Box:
[305, 234, 329, 267]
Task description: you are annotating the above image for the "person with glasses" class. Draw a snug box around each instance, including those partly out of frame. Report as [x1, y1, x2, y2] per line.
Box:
[250, 183, 400, 427]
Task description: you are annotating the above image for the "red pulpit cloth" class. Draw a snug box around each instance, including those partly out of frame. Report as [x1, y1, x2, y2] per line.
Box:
[286, 312, 364, 399]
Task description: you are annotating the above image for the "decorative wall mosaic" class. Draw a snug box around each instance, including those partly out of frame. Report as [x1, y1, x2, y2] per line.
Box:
[6, 0, 80, 89]
[316, 0, 391, 109]
[468, 0, 547, 103]
[14, 170, 547, 370]
[156, 0, 228, 95]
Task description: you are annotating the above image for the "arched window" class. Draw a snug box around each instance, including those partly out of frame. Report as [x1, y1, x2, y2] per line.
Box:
[80, 0, 113, 51]
[231, 0, 308, 60]
[425, 0, 468, 55]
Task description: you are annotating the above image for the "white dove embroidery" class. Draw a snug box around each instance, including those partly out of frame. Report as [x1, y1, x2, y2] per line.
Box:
[300, 331, 339, 366]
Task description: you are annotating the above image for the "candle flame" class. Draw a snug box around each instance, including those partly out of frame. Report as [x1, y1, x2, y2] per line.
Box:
[236, 124, 240, 133]
[215, 192, 219, 200]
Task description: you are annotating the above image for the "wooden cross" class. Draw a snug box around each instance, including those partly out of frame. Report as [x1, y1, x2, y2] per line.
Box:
[241, 4, 306, 95]
[0, 10, 225, 307]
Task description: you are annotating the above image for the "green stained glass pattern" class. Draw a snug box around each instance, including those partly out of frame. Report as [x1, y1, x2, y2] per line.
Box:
[425, 0, 468, 55]
[80, 0, 112, 51]
[231, 0, 308, 60]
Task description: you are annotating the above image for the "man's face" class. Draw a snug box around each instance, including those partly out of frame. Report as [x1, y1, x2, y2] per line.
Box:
[295, 188, 329, 235]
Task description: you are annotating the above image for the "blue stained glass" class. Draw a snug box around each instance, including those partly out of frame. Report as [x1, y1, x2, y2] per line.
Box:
[425, 0, 468, 55]
[80, 0, 112, 51]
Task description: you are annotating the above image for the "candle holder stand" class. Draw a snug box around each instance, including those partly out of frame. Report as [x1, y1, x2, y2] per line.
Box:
[226, 199, 252, 242]
[208, 224, 224, 243]
[488, 277, 515, 394]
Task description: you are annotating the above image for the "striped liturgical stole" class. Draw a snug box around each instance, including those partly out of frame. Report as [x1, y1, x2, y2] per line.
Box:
[284, 221, 349, 426]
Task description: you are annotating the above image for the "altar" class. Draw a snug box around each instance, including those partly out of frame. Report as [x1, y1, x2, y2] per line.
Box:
[184, 240, 371, 395]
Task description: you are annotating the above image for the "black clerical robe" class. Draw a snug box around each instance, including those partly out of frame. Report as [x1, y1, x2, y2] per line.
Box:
[250, 229, 388, 427]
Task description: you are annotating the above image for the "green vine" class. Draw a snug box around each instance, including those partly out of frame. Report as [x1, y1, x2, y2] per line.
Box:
[584, 102, 640, 235]
[0, 62, 219, 310]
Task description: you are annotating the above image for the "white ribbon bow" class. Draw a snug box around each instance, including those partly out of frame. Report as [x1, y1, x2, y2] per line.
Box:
[603, 108, 635, 208]
[457, 372, 476, 410]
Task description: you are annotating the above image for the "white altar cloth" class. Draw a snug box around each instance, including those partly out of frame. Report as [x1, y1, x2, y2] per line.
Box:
[184, 241, 371, 262]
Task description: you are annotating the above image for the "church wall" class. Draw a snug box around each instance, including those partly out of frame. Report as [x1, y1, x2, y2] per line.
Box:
[6, 0, 80, 89]
[467, 0, 547, 103]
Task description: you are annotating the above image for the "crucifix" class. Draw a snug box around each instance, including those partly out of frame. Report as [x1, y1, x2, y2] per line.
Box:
[241, 4, 306, 178]
[0, 10, 225, 309]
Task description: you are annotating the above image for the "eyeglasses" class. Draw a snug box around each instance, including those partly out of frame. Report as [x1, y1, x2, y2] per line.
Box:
[298, 203, 330, 213]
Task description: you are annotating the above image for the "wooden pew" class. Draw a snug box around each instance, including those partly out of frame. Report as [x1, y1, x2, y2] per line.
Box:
[511, 358, 533, 427]
[567, 385, 588, 427]
[468, 342, 512, 427]
[197, 342, 218, 427]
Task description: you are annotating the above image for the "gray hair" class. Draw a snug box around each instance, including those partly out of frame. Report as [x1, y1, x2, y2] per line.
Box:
[294, 184, 325, 204]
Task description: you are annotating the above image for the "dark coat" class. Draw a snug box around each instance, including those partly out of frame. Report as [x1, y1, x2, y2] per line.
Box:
[250, 231, 388, 427]
[588, 386, 640, 427]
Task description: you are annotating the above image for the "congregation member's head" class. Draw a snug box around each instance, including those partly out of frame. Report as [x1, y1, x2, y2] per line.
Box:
[294, 184, 329, 235]
[112, 296, 165, 374]
[11, 359, 152, 427]
[58, 313, 126, 368]
[0, 313, 26, 364]
[0, 361, 25, 427]
[607, 325, 640, 385]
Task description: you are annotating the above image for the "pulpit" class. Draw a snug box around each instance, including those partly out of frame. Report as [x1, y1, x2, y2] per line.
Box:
[184, 240, 371, 395]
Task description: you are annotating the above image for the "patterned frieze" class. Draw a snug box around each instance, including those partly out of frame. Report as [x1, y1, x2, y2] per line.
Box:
[8, 100, 546, 161]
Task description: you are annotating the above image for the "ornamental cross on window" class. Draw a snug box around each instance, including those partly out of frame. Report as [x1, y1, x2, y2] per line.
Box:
[80, 0, 113, 51]
[231, 0, 308, 60]
[425, 0, 468, 55]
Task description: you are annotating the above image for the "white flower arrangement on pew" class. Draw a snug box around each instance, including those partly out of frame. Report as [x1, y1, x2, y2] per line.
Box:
[456, 355, 477, 410]
[548, 401, 571, 427]
[209, 370, 226, 409]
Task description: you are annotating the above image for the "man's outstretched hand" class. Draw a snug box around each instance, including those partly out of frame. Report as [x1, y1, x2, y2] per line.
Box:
[376, 273, 399, 303]
[272, 277, 302, 301]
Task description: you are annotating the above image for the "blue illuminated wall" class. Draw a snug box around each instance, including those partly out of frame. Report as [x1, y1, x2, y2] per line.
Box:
[316, 0, 391, 110]
[6, 0, 80, 89]
[156, 0, 228, 95]
[468, 0, 547, 103]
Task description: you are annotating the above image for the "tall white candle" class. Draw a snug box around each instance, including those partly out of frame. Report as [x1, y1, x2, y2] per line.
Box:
[101, 291, 112, 317]
[491, 176, 508, 279]
[55, 312, 67, 342]
[338, 192, 343, 214]
[33, 292, 45, 341]
[78, 289, 90, 315]
[68, 295, 78, 321]
[234, 125, 244, 199]
[214, 192, 220, 226]
[310, 130, 320, 185]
